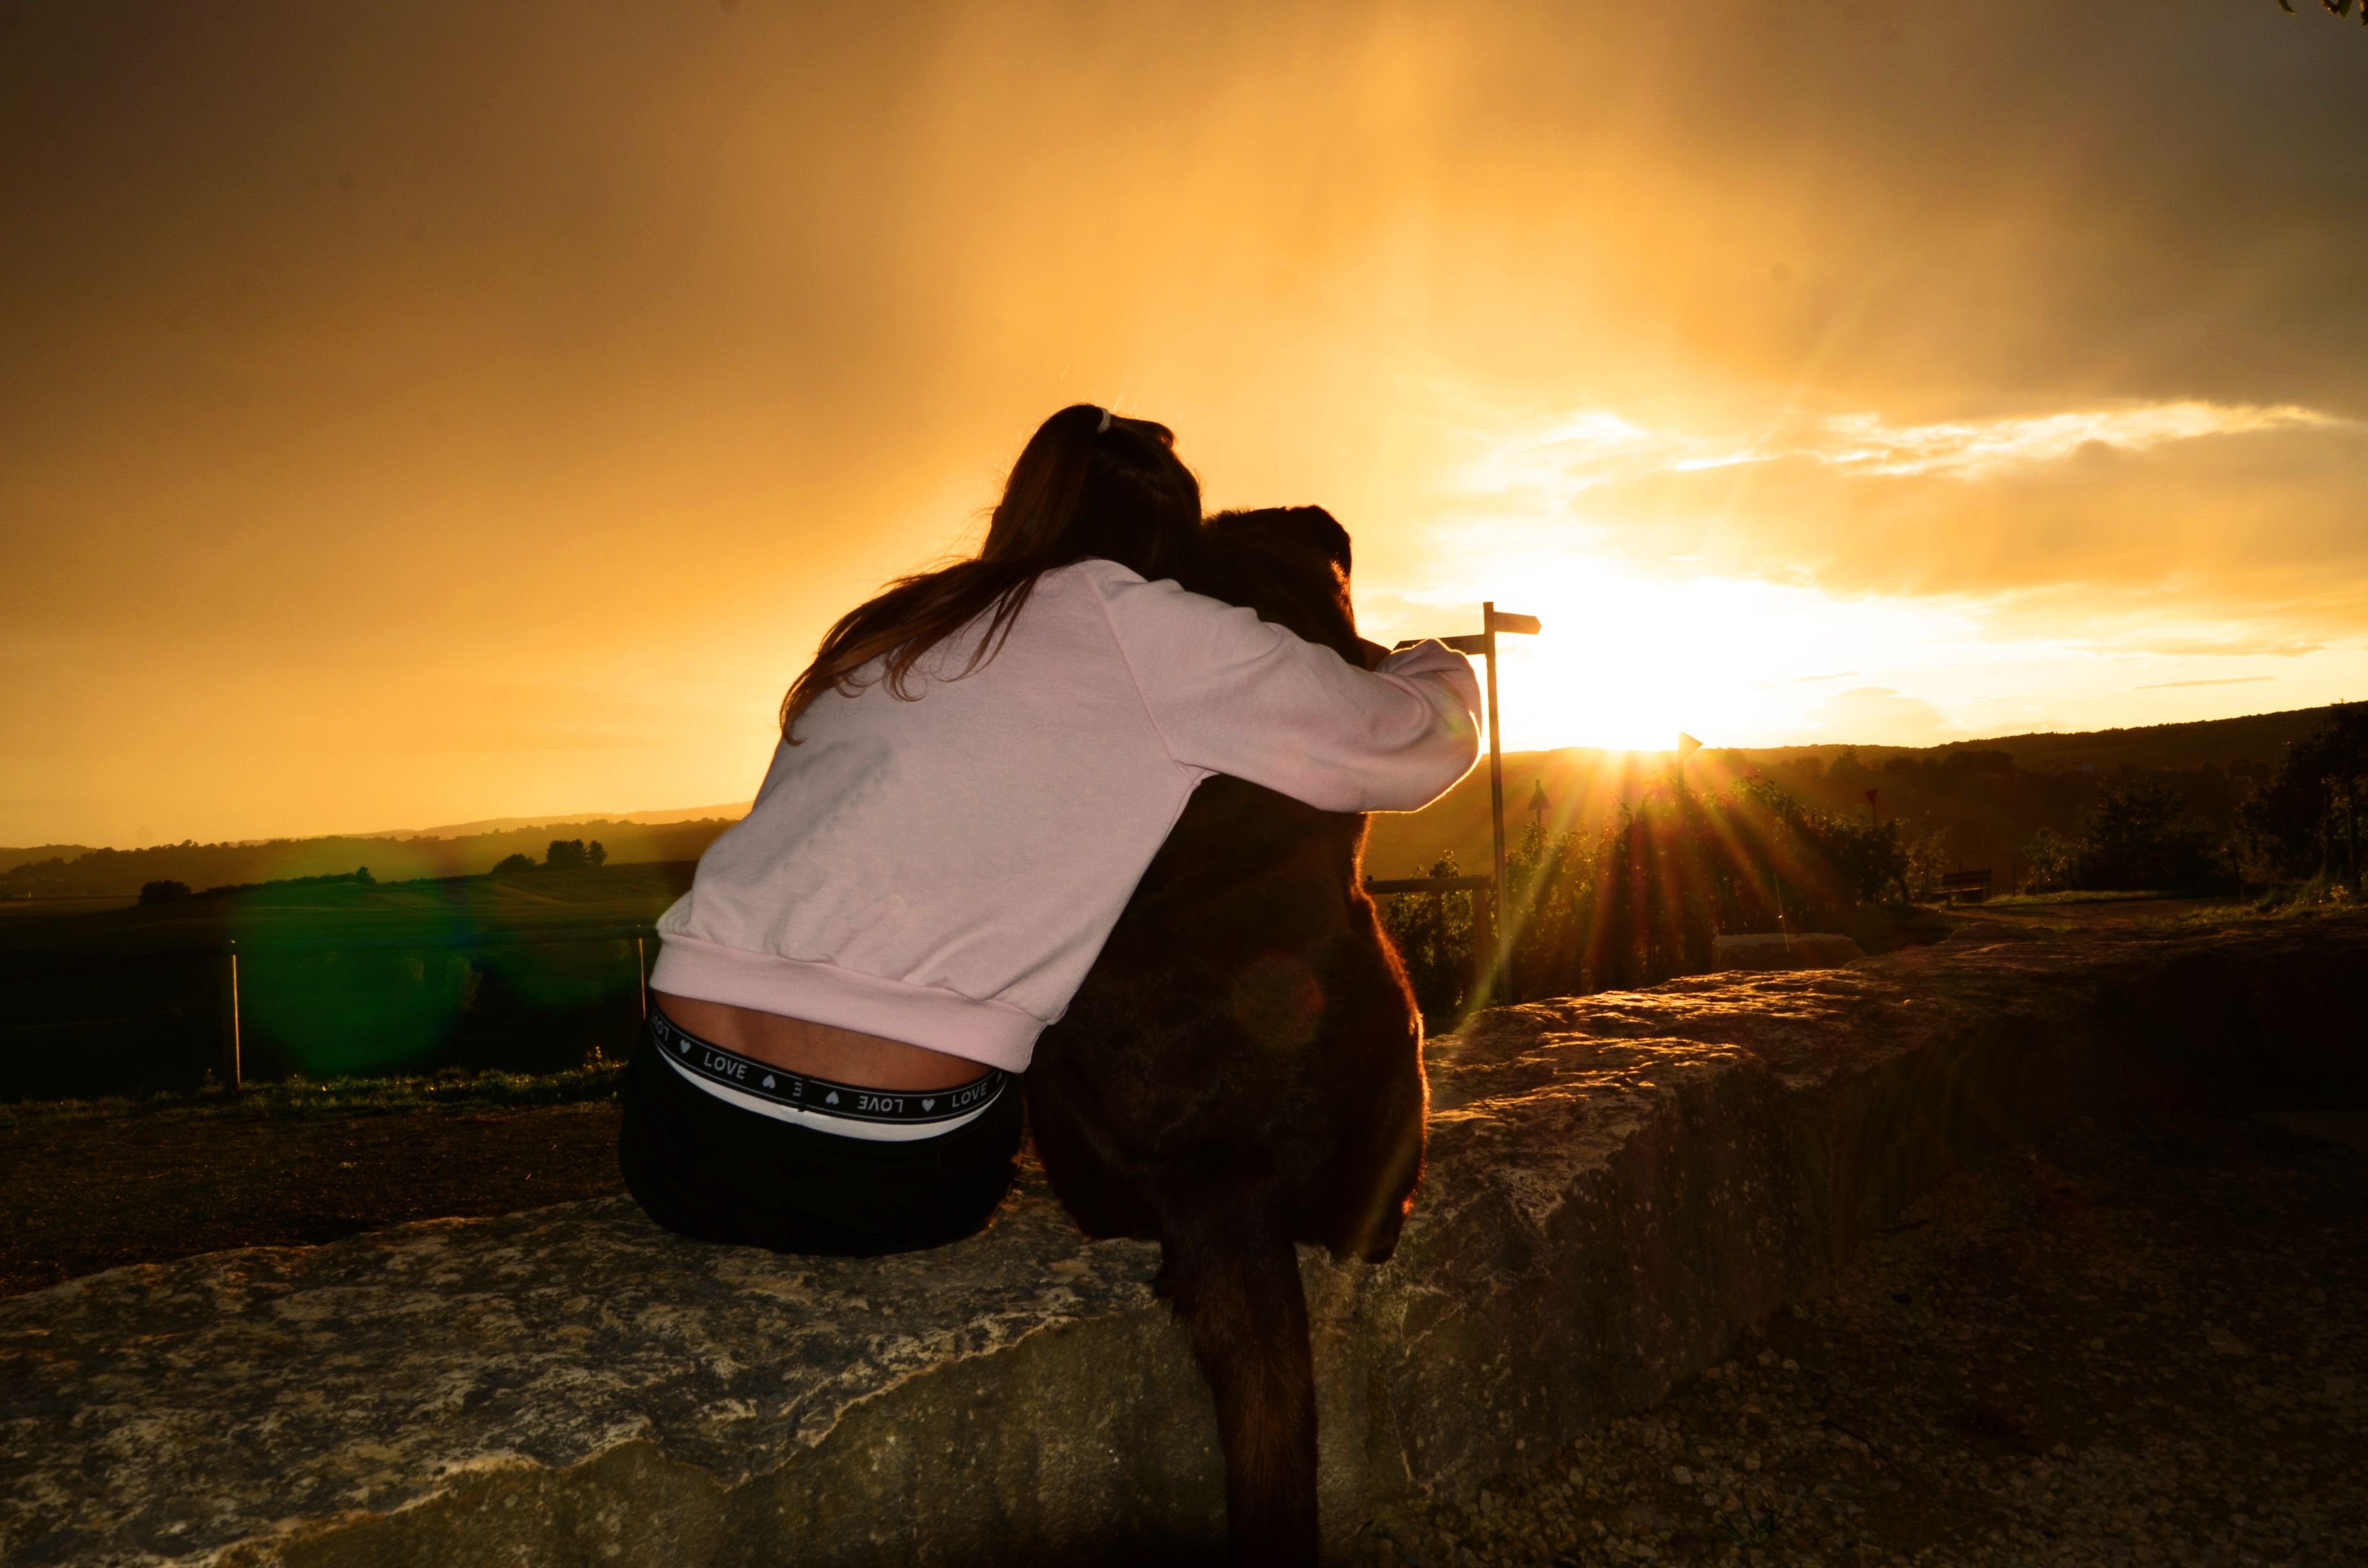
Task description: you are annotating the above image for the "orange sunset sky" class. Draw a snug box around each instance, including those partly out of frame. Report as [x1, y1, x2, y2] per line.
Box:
[4, 1, 2364, 849]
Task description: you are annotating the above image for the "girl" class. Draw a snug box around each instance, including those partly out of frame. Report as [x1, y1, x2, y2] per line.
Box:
[623, 404, 1479, 1256]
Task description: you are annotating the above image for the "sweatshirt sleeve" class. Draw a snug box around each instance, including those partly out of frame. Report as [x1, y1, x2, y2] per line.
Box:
[1096, 571, 1483, 813]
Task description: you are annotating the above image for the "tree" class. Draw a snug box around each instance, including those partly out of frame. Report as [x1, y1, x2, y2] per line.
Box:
[138, 879, 192, 905]
[586, 840, 607, 869]
[545, 838, 589, 870]
[2234, 703, 2368, 882]
[2021, 828, 2076, 894]
[2069, 771, 2217, 890]
[491, 853, 537, 875]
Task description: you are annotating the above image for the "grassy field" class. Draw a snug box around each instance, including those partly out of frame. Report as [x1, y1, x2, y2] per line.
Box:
[0, 865, 690, 1100]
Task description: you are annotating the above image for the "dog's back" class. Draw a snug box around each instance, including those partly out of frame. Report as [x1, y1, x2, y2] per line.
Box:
[1026, 507, 1428, 1565]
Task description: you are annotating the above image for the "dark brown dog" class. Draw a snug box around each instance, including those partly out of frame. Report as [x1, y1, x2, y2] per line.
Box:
[1026, 507, 1430, 1566]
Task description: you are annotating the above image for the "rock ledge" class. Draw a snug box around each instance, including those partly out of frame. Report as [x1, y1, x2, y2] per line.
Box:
[4, 914, 2360, 1566]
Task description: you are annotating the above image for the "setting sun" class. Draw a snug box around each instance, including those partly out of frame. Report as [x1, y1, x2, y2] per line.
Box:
[2, 1, 2362, 847]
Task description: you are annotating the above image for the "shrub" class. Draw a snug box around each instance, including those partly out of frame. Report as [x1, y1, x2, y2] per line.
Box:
[2235, 703, 2368, 883]
[2021, 828, 2076, 893]
[138, 879, 192, 905]
[491, 853, 538, 875]
[2069, 771, 2217, 890]
[1374, 854, 1477, 1028]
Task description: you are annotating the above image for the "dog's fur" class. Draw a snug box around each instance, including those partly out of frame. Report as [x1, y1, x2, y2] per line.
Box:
[1026, 507, 1430, 1566]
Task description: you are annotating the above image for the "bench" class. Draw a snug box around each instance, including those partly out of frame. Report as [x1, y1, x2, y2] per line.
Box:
[1939, 869, 1994, 903]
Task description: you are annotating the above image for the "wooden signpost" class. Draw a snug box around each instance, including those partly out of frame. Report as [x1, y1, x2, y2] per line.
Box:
[1365, 601, 1542, 1004]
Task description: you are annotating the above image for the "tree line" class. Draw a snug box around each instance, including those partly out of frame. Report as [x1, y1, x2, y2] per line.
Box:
[492, 839, 610, 874]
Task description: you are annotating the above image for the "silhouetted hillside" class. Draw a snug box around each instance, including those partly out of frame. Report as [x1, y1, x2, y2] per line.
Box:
[0, 819, 737, 900]
[1750, 706, 2331, 776]
[356, 802, 750, 840]
[0, 845, 98, 880]
[1367, 704, 2344, 881]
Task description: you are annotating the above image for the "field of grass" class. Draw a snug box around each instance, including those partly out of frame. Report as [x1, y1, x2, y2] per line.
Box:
[0, 865, 689, 1100]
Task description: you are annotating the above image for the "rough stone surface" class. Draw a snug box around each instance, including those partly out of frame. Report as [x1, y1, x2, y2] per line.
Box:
[4, 913, 2362, 1567]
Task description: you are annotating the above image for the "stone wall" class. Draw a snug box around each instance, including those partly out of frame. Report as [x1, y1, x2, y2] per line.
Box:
[4, 913, 2361, 1567]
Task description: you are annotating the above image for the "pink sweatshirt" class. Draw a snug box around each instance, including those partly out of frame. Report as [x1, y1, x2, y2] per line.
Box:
[650, 559, 1481, 1072]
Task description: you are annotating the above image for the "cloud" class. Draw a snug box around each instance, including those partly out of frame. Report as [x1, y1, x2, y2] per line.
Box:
[1800, 686, 1955, 746]
[1483, 400, 2346, 498]
[2114, 636, 2324, 660]
[2135, 676, 2275, 690]
[1451, 396, 2368, 620]
[1802, 404, 2344, 480]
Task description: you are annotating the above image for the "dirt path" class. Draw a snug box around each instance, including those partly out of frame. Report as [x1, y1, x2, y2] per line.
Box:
[1961, 894, 2258, 931]
[0, 1103, 625, 1297]
[1363, 1109, 2367, 1567]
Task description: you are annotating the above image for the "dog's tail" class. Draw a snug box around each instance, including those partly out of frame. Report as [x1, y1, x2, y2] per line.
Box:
[1155, 1175, 1318, 1567]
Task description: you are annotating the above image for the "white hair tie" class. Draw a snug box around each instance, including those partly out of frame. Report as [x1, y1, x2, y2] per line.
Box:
[1096, 407, 1113, 434]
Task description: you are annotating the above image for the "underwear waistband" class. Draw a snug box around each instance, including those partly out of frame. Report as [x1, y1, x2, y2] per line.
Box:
[650, 1007, 1007, 1132]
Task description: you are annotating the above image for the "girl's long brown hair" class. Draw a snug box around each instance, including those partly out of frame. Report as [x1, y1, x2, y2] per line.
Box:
[780, 405, 1201, 741]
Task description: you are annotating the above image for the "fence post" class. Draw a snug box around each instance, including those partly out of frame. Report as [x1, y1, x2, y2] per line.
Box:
[217, 940, 242, 1091]
[635, 935, 649, 1021]
[1470, 884, 1497, 1009]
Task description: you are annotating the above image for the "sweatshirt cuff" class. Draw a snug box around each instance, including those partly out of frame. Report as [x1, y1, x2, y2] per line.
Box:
[1380, 639, 1482, 717]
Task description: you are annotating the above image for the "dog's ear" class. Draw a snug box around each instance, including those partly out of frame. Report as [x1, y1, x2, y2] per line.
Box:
[1269, 506, 1351, 578]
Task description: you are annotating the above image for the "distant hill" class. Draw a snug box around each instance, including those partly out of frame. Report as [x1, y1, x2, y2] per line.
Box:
[0, 860, 700, 960]
[0, 845, 99, 881]
[1745, 705, 2333, 776]
[1368, 703, 2345, 878]
[357, 801, 751, 840]
[0, 818, 741, 901]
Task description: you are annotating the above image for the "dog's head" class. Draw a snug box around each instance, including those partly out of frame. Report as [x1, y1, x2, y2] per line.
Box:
[1188, 506, 1360, 664]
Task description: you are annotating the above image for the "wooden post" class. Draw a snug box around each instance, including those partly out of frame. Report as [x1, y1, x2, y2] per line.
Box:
[2323, 778, 2334, 881]
[217, 940, 242, 1091]
[1482, 601, 1508, 999]
[635, 934, 649, 1020]
[1470, 883, 1496, 1008]
[1392, 607, 1536, 1009]
[2349, 778, 2360, 888]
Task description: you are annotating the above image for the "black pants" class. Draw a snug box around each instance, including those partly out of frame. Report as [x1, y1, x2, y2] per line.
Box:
[618, 1012, 1024, 1257]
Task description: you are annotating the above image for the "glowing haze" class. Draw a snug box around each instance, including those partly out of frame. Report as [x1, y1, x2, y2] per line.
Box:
[3, 1, 2364, 846]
